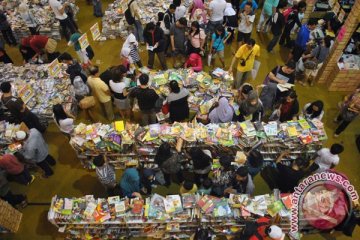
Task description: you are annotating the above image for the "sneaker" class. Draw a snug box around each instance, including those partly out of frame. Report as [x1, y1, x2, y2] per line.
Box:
[27, 175, 36, 185]
[333, 134, 339, 138]
[333, 118, 339, 123]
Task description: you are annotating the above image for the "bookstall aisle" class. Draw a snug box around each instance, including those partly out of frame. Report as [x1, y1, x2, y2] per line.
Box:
[48, 190, 292, 239]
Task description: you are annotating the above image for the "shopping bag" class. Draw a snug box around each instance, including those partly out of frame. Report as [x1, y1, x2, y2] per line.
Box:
[161, 103, 169, 114]
[79, 96, 95, 109]
[251, 60, 261, 80]
[207, 53, 212, 66]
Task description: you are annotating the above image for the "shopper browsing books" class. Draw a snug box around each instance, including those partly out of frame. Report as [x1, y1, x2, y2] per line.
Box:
[0, 154, 35, 185]
[93, 156, 117, 196]
[261, 152, 309, 193]
[87, 66, 114, 121]
[197, 178, 213, 195]
[246, 150, 264, 178]
[208, 97, 235, 124]
[308, 144, 344, 173]
[166, 80, 190, 122]
[0, 82, 46, 133]
[180, 180, 198, 194]
[52, 104, 75, 137]
[128, 74, 159, 126]
[302, 100, 324, 120]
[238, 90, 263, 122]
[16, 130, 56, 178]
[154, 142, 184, 187]
[189, 148, 212, 186]
[119, 168, 141, 198]
[225, 166, 254, 195]
[212, 156, 234, 197]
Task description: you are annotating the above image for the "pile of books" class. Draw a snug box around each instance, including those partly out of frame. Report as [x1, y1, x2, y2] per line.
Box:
[0, 64, 76, 120]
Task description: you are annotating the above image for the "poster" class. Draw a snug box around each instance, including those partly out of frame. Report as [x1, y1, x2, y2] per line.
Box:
[332, 2, 340, 14]
[78, 33, 90, 50]
[90, 22, 101, 41]
[338, 9, 346, 23]
[17, 84, 34, 104]
[48, 58, 61, 77]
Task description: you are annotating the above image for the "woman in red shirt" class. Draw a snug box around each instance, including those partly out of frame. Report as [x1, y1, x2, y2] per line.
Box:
[0, 154, 35, 185]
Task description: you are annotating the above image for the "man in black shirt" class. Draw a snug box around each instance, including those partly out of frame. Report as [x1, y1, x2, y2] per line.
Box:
[129, 74, 159, 126]
[261, 151, 309, 193]
[267, 4, 285, 53]
[279, 1, 307, 48]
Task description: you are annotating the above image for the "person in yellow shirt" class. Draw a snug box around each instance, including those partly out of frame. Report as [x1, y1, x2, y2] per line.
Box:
[87, 66, 114, 121]
[229, 38, 260, 89]
[179, 180, 198, 194]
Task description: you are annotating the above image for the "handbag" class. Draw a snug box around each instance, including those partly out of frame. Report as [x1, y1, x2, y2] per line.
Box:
[304, 46, 322, 70]
[161, 103, 169, 114]
[79, 96, 95, 109]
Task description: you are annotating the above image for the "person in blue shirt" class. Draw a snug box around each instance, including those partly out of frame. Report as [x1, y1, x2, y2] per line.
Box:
[291, 18, 317, 62]
[239, 0, 258, 11]
[209, 25, 231, 68]
[119, 167, 141, 198]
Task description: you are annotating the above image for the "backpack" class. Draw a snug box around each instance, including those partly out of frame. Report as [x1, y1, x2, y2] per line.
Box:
[234, 221, 269, 240]
[283, 7, 294, 23]
[124, 0, 136, 25]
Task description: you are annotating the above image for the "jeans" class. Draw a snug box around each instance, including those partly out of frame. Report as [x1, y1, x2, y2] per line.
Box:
[37, 155, 56, 177]
[163, 171, 184, 186]
[234, 71, 250, 89]
[257, 9, 271, 32]
[147, 51, 167, 70]
[335, 114, 353, 135]
[140, 110, 157, 126]
[279, 26, 292, 46]
[93, 0, 103, 17]
[267, 34, 281, 52]
[206, 20, 223, 35]
[1, 28, 17, 45]
[59, 17, 77, 41]
[134, 20, 144, 43]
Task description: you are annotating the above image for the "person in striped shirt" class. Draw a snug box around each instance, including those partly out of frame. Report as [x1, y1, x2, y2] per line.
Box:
[93, 156, 117, 196]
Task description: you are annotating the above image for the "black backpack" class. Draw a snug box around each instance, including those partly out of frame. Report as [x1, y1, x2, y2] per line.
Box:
[124, 0, 136, 25]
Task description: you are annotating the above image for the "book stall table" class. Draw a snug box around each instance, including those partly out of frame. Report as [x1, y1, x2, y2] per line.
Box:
[0, 199, 22, 234]
[69, 118, 327, 170]
[101, 0, 191, 39]
[0, 0, 79, 41]
[0, 64, 77, 125]
[48, 190, 292, 239]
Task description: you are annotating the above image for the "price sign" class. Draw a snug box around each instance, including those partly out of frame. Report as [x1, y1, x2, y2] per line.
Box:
[48, 58, 61, 77]
[90, 22, 101, 41]
[78, 33, 90, 50]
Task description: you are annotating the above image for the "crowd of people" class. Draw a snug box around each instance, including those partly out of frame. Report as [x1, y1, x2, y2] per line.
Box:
[0, 0, 359, 238]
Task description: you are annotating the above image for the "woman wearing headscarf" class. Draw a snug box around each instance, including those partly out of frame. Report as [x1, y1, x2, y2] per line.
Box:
[238, 90, 263, 122]
[119, 167, 141, 198]
[188, 0, 207, 25]
[302, 100, 324, 120]
[121, 33, 142, 67]
[208, 97, 234, 123]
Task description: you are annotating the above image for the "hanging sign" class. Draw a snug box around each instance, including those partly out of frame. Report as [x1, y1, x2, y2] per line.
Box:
[90, 22, 101, 41]
[78, 33, 90, 50]
[48, 58, 61, 77]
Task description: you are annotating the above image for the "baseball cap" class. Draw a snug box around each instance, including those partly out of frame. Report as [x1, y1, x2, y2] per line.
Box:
[268, 225, 285, 239]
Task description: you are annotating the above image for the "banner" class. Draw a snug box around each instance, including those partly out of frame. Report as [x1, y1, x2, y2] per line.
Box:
[78, 33, 90, 50]
[90, 22, 101, 41]
[48, 58, 61, 77]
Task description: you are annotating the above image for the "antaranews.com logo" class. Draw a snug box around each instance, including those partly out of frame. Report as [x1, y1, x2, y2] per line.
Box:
[291, 171, 359, 238]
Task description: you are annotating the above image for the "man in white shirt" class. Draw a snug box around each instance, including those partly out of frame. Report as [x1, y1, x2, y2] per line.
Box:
[49, 0, 76, 41]
[311, 144, 344, 173]
[237, 2, 255, 48]
[173, 0, 186, 20]
[129, 0, 144, 43]
[206, 0, 226, 35]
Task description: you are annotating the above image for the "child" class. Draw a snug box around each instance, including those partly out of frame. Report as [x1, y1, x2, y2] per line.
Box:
[180, 180, 198, 194]
[184, 53, 203, 72]
[209, 25, 231, 68]
[197, 178, 213, 195]
[93, 155, 117, 195]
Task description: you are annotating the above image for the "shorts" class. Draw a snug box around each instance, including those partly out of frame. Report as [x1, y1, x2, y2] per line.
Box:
[237, 31, 251, 43]
[114, 97, 130, 110]
[211, 50, 224, 59]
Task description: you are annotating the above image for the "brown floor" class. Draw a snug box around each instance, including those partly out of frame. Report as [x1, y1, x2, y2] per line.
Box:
[2, 0, 360, 239]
